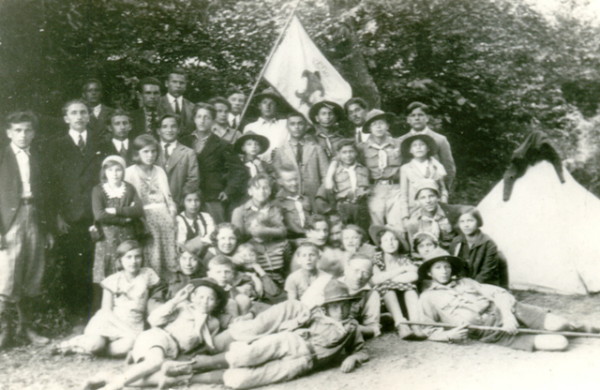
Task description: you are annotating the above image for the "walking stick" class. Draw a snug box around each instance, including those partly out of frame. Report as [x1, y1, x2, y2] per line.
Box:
[397, 320, 600, 339]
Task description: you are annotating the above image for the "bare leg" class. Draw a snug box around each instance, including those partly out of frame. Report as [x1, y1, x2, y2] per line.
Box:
[105, 337, 135, 357]
[191, 352, 229, 372]
[402, 290, 423, 336]
[383, 290, 412, 339]
[236, 294, 252, 316]
[213, 330, 234, 352]
[100, 347, 165, 390]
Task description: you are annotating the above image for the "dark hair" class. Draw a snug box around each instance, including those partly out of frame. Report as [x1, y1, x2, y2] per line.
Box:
[286, 111, 306, 121]
[227, 89, 246, 98]
[344, 97, 368, 112]
[62, 99, 88, 116]
[208, 254, 235, 271]
[406, 101, 430, 115]
[413, 232, 439, 250]
[82, 78, 102, 93]
[342, 224, 366, 240]
[459, 207, 484, 229]
[192, 103, 216, 119]
[335, 138, 357, 152]
[208, 97, 232, 111]
[293, 241, 321, 260]
[138, 76, 162, 93]
[132, 134, 158, 164]
[5, 111, 38, 130]
[182, 189, 202, 202]
[166, 67, 188, 80]
[108, 108, 131, 124]
[305, 214, 329, 231]
[210, 223, 241, 250]
[158, 113, 180, 128]
[328, 213, 343, 227]
[248, 173, 273, 190]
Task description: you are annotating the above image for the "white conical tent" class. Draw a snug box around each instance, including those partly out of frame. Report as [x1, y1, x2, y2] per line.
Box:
[478, 161, 600, 294]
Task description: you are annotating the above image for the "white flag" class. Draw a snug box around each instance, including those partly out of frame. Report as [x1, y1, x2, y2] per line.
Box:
[264, 16, 352, 118]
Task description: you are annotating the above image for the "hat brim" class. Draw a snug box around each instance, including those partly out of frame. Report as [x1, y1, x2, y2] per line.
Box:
[400, 134, 438, 161]
[363, 113, 396, 134]
[252, 92, 282, 105]
[322, 295, 360, 306]
[189, 278, 228, 313]
[308, 101, 345, 124]
[234, 133, 271, 155]
[417, 255, 466, 281]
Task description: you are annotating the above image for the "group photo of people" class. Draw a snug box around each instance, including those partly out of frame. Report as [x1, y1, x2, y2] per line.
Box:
[3, 0, 600, 389]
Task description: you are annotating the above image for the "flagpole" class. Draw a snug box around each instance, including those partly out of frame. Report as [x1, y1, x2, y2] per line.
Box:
[236, 0, 303, 131]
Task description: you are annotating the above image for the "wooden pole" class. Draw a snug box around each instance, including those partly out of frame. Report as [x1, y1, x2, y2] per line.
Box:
[236, 0, 303, 131]
[398, 320, 600, 338]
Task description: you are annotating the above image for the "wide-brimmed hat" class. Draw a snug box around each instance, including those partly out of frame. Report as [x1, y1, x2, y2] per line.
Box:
[102, 155, 127, 170]
[414, 178, 440, 200]
[321, 279, 359, 305]
[368, 225, 406, 249]
[234, 131, 270, 155]
[308, 100, 345, 124]
[362, 109, 396, 133]
[400, 133, 438, 162]
[252, 87, 283, 106]
[417, 248, 466, 282]
[189, 277, 229, 313]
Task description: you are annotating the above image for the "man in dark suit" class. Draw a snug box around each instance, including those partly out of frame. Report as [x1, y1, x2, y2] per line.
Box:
[0, 111, 53, 348]
[99, 109, 135, 165]
[158, 68, 195, 136]
[82, 79, 114, 141]
[48, 99, 104, 319]
[181, 103, 248, 223]
[130, 77, 162, 139]
[156, 114, 199, 207]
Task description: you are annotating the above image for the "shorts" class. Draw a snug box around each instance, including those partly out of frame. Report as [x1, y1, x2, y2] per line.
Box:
[129, 328, 179, 363]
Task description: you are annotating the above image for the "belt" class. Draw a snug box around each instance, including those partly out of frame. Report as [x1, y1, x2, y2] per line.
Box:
[374, 178, 399, 185]
[21, 198, 35, 205]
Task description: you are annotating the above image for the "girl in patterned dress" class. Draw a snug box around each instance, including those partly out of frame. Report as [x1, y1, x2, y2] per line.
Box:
[53, 240, 160, 357]
[369, 225, 420, 339]
[92, 156, 144, 285]
[125, 135, 178, 279]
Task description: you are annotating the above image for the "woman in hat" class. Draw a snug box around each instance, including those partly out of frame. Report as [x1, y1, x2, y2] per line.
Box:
[369, 225, 421, 339]
[309, 100, 347, 158]
[233, 131, 274, 179]
[92, 155, 144, 285]
[399, 133, 448, 220]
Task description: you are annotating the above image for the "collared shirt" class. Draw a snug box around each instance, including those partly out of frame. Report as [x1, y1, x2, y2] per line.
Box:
[10, 143, 33, 198]
[314, 127, 344, 159]
[190, 131, 211, 154]
[358, 136, 401, 181]
[69, 129, 88, 146]
[92, 104, 101, 118]
[161, 140, 178, 158]
[244, 117, 289, 161]
[167, 93, 183, 113]
[406, 206, 454, 247]
[112, 138, 129, 153]
[332, 163, 370, 201]
[275, 189, 312, 234]
[339, 277, 382, 337]
[418, 278, 516, 340]
[228, 113, 242, 129]
[355, 126, 369, 144]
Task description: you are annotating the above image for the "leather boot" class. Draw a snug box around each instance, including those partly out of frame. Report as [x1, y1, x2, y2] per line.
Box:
[16, 298, 49, 346]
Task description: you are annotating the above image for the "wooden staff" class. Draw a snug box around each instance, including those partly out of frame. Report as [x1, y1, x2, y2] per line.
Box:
[398, 320, 600, 338]
[236, 0, 303, 131]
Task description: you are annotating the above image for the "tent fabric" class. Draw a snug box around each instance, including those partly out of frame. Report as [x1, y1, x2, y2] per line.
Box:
[478, 161, 600, 295]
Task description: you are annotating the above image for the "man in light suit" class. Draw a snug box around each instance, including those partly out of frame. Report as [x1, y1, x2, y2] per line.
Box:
[82, 79, 114, 141]
[158, 68, 195, 136]
[272, 112, 329, 202]
[0, 111, 53, 348]
[131, 77, 162, 139]
[156, 114, 200, 207]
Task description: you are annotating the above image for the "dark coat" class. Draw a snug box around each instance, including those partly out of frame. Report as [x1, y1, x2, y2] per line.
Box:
[130, 108, 159, 139]
[180, 133, 248, 202]
[47, 132, 104, 225]
[0, 145, 52, 234]
[450, 231, 501, 287]
[88, 104, 114, 141]
[158, 95, 195, 136]
[98, 139, 135, 166]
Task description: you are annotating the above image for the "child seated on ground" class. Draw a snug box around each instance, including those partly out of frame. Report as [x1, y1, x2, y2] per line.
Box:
[232, 242, 281, 304]
[231, 173, 286, 240]
[147, 241, 206, 313]
[417, 248, 600, 351]
[450, 207, 503, 286]
[84, 278, 227, 390]
[207, 255, 251, 319]
[274, 166, 313, 238]
[176, 190, 215, 247]
[54, 241, 159, 357]
[164, 279, 369, 389]
[399, 133, 448, 221]
[369, 225, 421, 339]
[285, 242, 331, 301]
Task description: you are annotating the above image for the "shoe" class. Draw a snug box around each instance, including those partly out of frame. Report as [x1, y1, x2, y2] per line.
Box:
[396, 324, 415, 340]
[82, 376, 107, 390]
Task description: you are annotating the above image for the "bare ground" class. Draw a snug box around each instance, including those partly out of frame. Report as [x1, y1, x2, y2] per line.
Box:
[2, 291, 600, 390]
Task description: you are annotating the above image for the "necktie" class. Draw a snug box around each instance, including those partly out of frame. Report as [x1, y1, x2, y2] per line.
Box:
[232, 116, 238, 129]
[295, 142, 303, 165]
[119, 142, 127, 159]
[77, 134, 85, 153]
[149, 111, 157, 134]
[164, 142, 171, 162]
[287, 196, 306, 228]
[174, 98, 181, 115]
[356, 128, 362, 144]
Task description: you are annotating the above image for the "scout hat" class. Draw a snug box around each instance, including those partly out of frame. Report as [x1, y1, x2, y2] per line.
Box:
[362, 109, 396, 133]
[233, 131, 270, 155]
[321, 279, 359, 305]
[400, 133, 438, 163]
[308, 100, 345, 124]
[414, 179, 440, 200]
[252, 87, 283, 106]
[417, 247, 466, 282]
[189, 277, 229, 313]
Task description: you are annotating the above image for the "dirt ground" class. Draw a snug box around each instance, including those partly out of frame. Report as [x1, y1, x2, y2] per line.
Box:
[2, 291, 600, 390]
